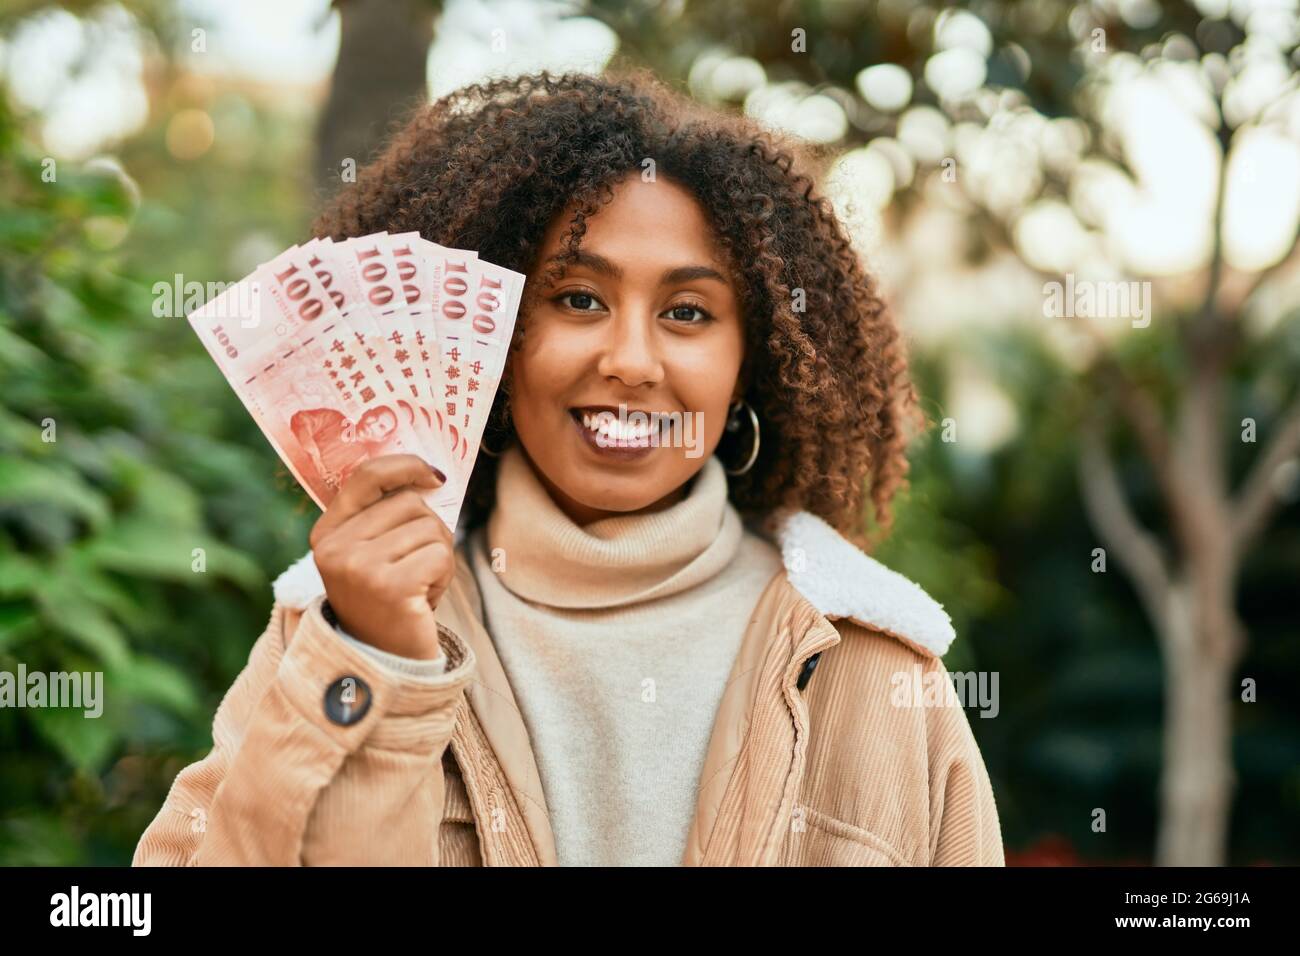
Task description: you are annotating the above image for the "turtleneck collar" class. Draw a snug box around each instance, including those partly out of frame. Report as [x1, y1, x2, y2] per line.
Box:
[483, 443, 743, 610]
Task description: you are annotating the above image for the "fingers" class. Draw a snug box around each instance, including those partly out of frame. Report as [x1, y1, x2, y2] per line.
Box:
[373, 514, 451, 564]
[333, 488, 436, 543]
[392, 539, 457, 597]
[310, 454, 446, 548]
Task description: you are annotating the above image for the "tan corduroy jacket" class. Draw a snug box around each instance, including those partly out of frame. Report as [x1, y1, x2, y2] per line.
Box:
[133, 509, 1004, 866]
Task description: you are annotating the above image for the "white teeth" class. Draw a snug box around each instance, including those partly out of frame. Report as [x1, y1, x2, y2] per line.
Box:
[577, 409, 655, 444]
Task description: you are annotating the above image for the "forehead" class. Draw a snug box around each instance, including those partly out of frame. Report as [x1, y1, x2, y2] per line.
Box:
[541, 174, 725, 269]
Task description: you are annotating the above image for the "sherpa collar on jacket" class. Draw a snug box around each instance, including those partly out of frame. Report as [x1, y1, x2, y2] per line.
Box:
[270, 508, 956, 659]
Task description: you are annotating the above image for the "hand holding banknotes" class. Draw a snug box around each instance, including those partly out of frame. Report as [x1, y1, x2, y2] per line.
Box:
[185, 232, 526, 658]
[308, 455, 456, 660]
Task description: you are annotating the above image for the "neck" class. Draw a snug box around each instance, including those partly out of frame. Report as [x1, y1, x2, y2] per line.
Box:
[485, 442, 741, 609]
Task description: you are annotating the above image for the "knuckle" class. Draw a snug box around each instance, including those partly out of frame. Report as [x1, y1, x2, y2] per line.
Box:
[425, 518, 451, 546]
[312, 538, 338, 571]
[380, 453, 416, 474]
[407, 533, 440, 561]
[351, 456, 387, 486]
[338, 466, 365, 490]
[427, 538, 453, 567]
[371, 575, 402, 602]
[340, 549, 367, 581]
[396, 488, 428, 513]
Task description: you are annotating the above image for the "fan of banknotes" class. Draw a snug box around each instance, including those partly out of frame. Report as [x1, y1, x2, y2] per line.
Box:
[185, 232, 524, 533]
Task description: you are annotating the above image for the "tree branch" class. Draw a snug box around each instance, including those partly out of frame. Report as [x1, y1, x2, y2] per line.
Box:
[1078, 414, 1173, 639]
[1232, 390, 1300, 555]
[1088, 353, 1200, 549]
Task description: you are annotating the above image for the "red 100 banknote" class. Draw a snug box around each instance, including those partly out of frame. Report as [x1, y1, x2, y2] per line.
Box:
[183, 234, 524, 532]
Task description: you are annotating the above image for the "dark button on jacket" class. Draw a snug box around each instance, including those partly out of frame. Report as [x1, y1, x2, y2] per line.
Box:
[324, 675, 372, 726]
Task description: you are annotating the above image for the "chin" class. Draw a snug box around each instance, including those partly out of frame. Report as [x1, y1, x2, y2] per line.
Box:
[565, 472, 673, 514]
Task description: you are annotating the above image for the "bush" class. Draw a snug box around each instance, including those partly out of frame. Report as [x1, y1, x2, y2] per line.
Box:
[0, 91, 314, 865]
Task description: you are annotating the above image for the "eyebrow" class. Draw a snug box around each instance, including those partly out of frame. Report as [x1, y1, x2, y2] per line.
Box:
[547, 250, 729, 287]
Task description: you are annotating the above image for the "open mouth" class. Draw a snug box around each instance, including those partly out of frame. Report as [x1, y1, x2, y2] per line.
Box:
[569, 406, 669, 450]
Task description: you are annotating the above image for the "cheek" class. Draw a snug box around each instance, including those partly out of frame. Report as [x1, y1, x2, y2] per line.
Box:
[672, 336, 744, 442]
[508, 323, 583, 424]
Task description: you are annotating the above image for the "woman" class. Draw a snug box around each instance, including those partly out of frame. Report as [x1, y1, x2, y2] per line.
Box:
[134, 71, 1003, 867]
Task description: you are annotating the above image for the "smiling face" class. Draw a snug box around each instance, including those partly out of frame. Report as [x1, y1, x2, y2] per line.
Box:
[507, 173, 747, 526]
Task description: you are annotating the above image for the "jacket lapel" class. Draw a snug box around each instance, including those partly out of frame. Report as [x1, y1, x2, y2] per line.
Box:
[680, 509, 956, 866]
[437, 557, 558, 866]
[682, 572, 842, 865]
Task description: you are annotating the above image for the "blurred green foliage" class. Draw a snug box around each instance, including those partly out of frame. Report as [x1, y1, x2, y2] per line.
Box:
[0, 89, 317, 864]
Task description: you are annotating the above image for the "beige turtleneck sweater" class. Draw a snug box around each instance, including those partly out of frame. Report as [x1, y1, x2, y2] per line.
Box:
[339, 444, 784, 865]
[474, 445, 782, 866]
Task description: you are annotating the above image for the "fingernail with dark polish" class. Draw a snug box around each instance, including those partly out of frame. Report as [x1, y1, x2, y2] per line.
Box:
[431, 466, 446, 483]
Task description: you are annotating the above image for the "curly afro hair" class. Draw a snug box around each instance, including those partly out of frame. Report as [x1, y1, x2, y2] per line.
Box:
[313, 70, 922, 549]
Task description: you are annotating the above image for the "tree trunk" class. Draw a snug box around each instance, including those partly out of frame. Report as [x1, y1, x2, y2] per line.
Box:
[1077, 356, 1247, 865]
[1155, 578, 1239, 865]
[1150, 332, 1244, 865]
[314, 0, 438, 201]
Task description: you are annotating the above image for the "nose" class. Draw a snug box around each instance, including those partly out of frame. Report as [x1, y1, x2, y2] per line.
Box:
[595, 309, 665, 388]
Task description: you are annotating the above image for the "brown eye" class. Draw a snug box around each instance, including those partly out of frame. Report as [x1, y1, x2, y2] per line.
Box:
[560, 292, 601, 311]
[665, 304, 710, 324]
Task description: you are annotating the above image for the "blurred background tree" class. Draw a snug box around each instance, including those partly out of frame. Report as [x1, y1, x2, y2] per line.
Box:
[314, 0, 436, 197]
[1, 0, 1296, 866]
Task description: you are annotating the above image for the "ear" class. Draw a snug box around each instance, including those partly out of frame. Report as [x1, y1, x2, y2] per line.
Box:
[731, 361, 752, 403]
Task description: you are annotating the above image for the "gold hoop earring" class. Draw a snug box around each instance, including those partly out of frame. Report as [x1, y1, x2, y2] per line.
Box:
[479, 434, 507, 458]
[721, 398, 760, 476]
[480, 402, 514, 459]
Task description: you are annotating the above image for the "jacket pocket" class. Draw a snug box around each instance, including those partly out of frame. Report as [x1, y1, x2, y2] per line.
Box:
[782, 806, 913, 866]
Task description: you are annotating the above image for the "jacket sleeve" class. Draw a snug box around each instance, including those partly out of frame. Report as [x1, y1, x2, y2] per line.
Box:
[923, 657, 1005, 866]
[132, 594, 475, 866]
